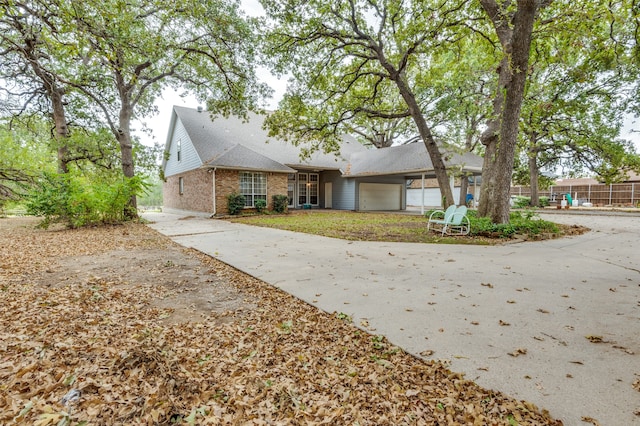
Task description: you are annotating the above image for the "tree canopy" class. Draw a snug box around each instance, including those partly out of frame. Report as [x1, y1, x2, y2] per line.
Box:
[1, 0, 270, 217]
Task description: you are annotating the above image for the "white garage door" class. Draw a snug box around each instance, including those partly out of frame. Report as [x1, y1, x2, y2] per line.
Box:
[359, 183, 402, 211]
[407, 187, 462, 208]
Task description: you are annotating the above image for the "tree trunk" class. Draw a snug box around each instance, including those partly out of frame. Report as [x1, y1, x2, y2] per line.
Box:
[478, 0, 539, 223]
[394, 79, 454, 207]
[23, 35, 70, 173]
[116, 103, 138, 218]
[50, 87, 70, 174]
[459, 176, 469, 206]
[528, 144, 540, 207]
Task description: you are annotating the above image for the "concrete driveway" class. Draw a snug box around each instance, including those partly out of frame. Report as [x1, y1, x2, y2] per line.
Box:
[145, 211, 640, 426]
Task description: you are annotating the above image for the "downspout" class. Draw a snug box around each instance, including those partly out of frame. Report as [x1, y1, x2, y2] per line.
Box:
[212, 168, 217, 216]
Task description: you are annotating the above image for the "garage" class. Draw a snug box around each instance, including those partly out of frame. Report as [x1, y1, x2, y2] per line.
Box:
[407, 187, 462, 208]
[359, 183, 402, 211]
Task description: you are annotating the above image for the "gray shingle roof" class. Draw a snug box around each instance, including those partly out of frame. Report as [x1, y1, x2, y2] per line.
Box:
[167, 106, 484, 177]
[204, 144, 295, 173]
[173, 106, 367, 172]
[345, 142, 483, 177]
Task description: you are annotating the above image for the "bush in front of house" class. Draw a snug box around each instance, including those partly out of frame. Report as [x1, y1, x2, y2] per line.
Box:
[25, 170, 145, 228]
[512, 196, 531, 208]
[255, 198, 267, 213]
[227, 193, 245, 215]
[272, 194, 288, 214]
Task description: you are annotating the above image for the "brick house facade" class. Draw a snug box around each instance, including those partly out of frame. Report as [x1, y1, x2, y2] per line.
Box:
[161, 106, 484, 214]
[164, 168, 289, 216]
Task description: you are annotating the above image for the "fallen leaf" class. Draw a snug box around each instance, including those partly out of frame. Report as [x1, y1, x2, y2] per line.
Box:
[581, 416, 601, 425]
[509, 348, 527, 357]
[537, 308, 550, 314]
[585, 335, 605, 343]
[420, 350, 434, 357]
[481, 283, 494, 288]
[499, 320, 511, 326]
[612, 345, 634, 355]
[0, 217, 566, 426]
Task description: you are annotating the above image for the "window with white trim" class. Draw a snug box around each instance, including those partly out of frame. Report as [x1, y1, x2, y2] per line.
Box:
[179, 177, 184, 195]
[177, 139, 182, 162]
[239, 172, 267, 207]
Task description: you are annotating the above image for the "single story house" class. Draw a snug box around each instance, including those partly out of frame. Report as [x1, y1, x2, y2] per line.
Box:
[161, 106, 483, 215]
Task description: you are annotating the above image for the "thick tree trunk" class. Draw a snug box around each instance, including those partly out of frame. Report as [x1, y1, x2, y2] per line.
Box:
[50, 88, 70, 174]
[117, 104, 138, 218]
[478, 0, 539, 223]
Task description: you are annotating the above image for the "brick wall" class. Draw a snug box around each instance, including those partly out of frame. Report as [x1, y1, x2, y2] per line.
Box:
[213, 169, 237, 215]
[163, 169, 213, 213]
[165, 169, 290, 215]
[267, 173, 288, 209]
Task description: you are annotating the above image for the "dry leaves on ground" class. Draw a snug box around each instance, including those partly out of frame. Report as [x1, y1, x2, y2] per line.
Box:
[0, 217, 562, 425]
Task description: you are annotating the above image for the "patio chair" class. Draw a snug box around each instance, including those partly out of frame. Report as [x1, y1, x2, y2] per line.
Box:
[427, 205, 470, 236]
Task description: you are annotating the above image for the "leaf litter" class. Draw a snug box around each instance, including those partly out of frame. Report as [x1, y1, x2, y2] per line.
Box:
[0, 217, 562, 425]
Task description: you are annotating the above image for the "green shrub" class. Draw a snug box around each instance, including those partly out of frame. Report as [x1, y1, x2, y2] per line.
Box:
[539, 196, 550, 207]
[255, 198, 267, 213]
[426, 209, 560, 239]
[26, 171, 146, 229]
[227, 193, 245, 215]
[272, 194, 289, 214]
[512, 196, 531, 208]
[463, 209, 558, 238]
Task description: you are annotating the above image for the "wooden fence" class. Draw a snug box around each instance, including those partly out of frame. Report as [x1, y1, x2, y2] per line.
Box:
[510, 183, 640, 207]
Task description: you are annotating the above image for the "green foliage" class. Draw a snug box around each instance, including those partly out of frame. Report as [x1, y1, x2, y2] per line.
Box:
[25, 170, 147, 228]
[227, 193, 245, 215]
[254, 198, 267, 213]
[465, 210, 559, 238]
[137, 175, 163, 208]
[0, 117, 55, 201]
[271, 194, 289, 214]
[512, 196, 531, 209]
[539, 196, 549, 207]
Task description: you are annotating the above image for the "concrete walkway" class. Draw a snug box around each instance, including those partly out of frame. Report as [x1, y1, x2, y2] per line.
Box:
[144, 211, 640, 426]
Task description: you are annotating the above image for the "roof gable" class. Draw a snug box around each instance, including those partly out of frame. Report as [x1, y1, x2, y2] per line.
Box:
[168, 106, 368, 172]
[204, 144, 296, 173]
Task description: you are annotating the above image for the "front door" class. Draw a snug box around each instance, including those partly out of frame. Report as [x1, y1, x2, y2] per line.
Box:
[325, 182, 332, 208]
[296, 172, 319, 207]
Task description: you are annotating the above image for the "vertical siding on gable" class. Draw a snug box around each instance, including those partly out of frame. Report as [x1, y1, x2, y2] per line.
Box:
[164, 118, 203, 177]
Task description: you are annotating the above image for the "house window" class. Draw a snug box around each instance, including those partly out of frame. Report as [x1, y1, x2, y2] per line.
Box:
[179, 177, 184, 195]
[239, 172, 266, 207]
[177, 139, 182, 162]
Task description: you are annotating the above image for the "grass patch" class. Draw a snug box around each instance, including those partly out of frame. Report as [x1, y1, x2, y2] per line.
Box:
[229, 209, 578, 245]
